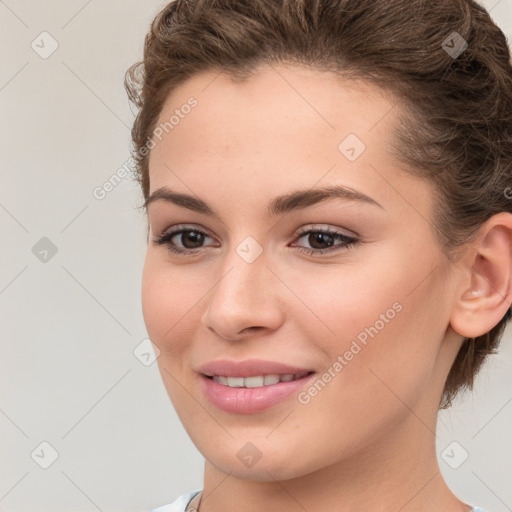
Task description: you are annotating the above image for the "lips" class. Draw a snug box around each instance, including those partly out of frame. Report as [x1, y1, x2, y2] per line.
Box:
[197, 358, 315, 378]
[196, 358, 317, 413]
[199, 370, 316, 414]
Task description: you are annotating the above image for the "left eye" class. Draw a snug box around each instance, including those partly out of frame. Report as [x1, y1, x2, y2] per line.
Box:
[154, 226, 361, 256]
[292, 228, 360, 255]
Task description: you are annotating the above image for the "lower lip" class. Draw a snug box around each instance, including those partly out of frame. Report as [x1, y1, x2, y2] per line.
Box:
[199, 373, 316, 414]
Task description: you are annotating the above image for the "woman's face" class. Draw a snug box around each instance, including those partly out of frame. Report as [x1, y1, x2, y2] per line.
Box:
[141, 64, 462, 480]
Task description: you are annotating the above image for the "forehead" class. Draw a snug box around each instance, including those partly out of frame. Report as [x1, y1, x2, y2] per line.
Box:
[147, 63, 431, 220]
[151, 63, 398, 155]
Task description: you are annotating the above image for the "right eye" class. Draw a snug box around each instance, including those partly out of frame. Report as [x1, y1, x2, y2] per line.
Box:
[154, 225, 218, 255]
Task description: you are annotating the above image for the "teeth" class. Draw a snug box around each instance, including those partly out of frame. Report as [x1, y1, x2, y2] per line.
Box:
[264, 374, 280, 385]
[244, 376, 264, 388]
[212, 372, 309, 388]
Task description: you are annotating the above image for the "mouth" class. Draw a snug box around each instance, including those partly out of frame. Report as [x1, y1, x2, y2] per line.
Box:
[202, 371, 315, 388]
[199, 370, 317, 414]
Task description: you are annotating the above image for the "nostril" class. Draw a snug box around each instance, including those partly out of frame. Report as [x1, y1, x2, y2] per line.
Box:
[240, 326, 261, 334]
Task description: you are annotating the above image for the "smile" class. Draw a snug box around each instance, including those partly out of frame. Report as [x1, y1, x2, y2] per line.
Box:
[207, 372, 312, 388]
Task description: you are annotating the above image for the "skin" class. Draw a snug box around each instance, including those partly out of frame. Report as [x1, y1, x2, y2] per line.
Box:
[141, 63, 512, 512]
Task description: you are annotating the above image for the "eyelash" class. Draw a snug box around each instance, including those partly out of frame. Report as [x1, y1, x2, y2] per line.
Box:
[154, 225, 361, 257]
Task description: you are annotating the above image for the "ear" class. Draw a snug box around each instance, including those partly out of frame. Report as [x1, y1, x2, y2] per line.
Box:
[450, 212, 512, 339]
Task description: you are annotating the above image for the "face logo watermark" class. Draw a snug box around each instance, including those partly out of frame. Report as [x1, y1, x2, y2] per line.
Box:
[236, 236, 264, 263]
[237, 442, 263, 468]
[31, 441, 59, 469]
[441, 32, 468, 59]
[338, 133, 366, 162]
[440, 441, 469, 469]
[32, 237, 58, 263]
[31, 31, 59, 59]
[133, 338, 161, 366]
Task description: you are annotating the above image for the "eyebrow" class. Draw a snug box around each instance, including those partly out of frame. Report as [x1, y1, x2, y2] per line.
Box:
[143, 184, 384, 218]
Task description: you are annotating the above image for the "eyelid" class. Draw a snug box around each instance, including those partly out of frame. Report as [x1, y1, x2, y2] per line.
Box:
[158, 223, 216, 239]
[295, 223, 360, 238]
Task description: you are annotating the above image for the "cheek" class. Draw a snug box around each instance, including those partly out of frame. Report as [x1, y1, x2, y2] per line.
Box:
[141, 255, 202, 352]
[291, 257, 445, 402]
[283, 278, 442, 462]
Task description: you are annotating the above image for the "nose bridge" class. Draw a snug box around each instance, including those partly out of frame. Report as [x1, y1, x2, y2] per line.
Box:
[213, 240, 271, 308]
[201, 237, 282, 338]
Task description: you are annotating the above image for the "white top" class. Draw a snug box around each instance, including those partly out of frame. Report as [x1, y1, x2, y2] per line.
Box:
[147, 490, 488, 512]
[148, 490, 201, 512]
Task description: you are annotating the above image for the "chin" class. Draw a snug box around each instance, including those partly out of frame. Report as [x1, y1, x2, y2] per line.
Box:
[198, 434, 330, 482]
[208, 453, 308, 482]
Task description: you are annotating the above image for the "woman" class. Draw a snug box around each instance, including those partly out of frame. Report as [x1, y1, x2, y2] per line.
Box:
[124, 0, 512, 510]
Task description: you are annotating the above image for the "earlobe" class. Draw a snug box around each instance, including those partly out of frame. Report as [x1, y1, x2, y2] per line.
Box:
[449, 214, 512, 339]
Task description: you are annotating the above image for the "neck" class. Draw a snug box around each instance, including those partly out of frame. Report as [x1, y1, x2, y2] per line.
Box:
[197, 408, 471, 512]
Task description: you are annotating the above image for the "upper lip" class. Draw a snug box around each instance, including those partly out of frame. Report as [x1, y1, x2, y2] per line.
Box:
[197, 359, 315, 377]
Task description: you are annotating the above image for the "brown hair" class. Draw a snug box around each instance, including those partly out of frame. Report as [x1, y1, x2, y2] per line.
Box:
[125, 0, 512, 408]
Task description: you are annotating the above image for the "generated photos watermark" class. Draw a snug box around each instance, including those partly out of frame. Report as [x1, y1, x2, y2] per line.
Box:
[298, 301, 403, 404]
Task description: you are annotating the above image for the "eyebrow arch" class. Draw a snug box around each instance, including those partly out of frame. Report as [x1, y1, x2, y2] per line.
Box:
[143, 184, 384, 218]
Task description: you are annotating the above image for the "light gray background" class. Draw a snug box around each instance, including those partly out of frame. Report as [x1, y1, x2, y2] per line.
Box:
[1, 1, 511, 511]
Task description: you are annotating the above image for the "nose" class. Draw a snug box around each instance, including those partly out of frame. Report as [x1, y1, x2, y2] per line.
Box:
[200, 252, 284, 341]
